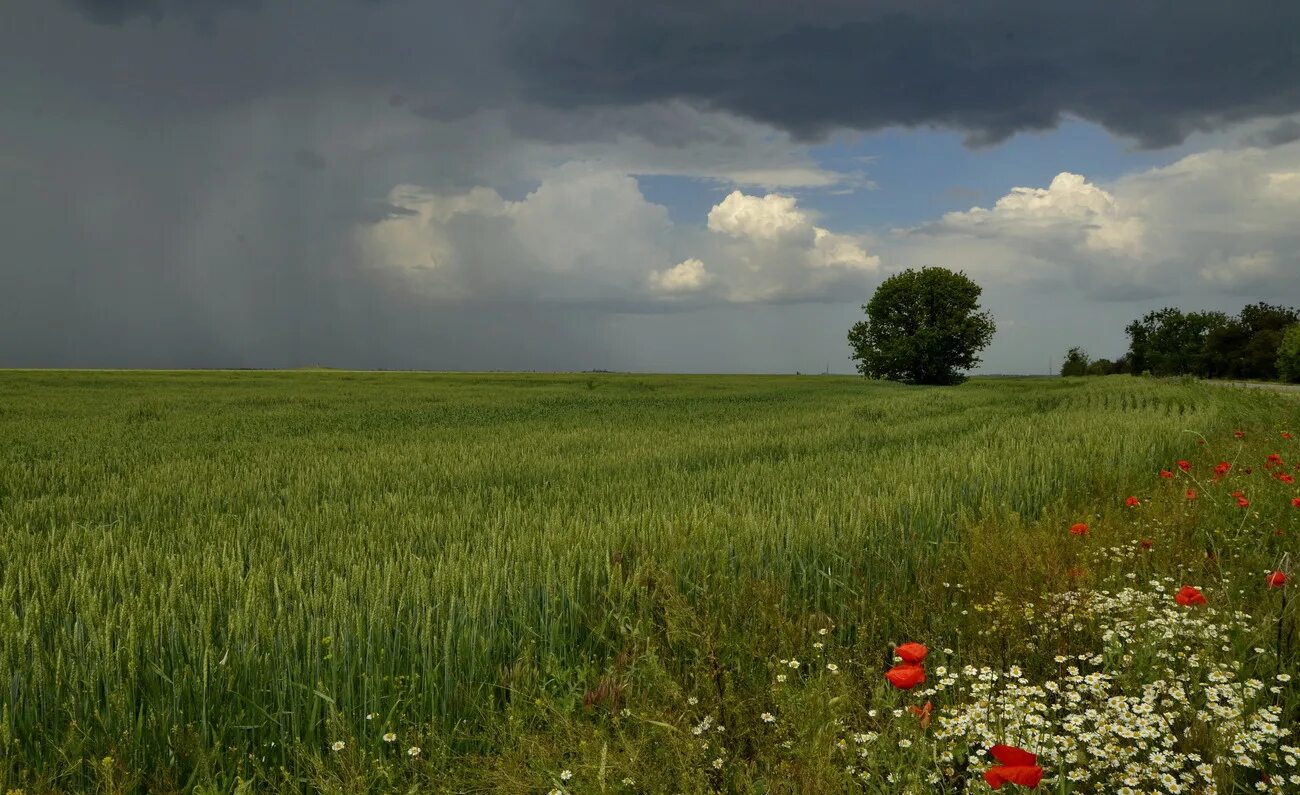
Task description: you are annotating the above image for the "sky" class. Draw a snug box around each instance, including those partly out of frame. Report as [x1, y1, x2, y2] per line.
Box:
[2, 1, 1299, 374]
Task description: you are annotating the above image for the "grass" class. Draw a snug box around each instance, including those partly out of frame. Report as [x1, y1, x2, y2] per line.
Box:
[0, 371, 1296, 792]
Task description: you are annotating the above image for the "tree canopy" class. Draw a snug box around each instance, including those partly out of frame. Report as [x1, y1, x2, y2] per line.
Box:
[1124, 302, 1298, 379]
[847, 267, 996, 386]
[1060, 347, 1089, 377]
[1278, 324, 1300, 384]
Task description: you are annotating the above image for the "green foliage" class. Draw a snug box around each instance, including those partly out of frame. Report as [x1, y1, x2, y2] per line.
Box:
[1124, 307, 1228, 377]
[1126, 302, 1298, 380]
[847, 267, 996, 385]
[1278, 323, 1300, 383]
[0, 371, 1296, 792]
[1060, 346, 1089, 377]
[1084, 357, 1128, 376]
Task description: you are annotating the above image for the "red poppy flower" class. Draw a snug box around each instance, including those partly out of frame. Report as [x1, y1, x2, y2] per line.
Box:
[1279, 474, 1295, 484]
[1125, 496, 1140, 507]
[1069, 522, 1089, 536]
[1177, 460, 1191, 472]
[1236, 496, 1250, 508]
[1292, 497, 1300, 507]
[1176, 585, 1206, 606]
[1213, 462, 1232, 480]
[908, 700, 933, 729]
[885, 663, 926, 690]
[1186, 488, 1197, 501]
[894, 642, 928, 664]
[1139, 538, 1154, 550]
[1158, 469, 1173, 479]
[1231, 490, 1244, 498]
[1267, 571, 1289, 588]
[983, 745, 1044, 790]
[1235, 431, 1245, 439]
[1284, 432, 1294, 440]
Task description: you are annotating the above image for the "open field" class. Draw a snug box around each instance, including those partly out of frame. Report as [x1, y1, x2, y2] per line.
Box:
[2, 371, 1299, 792]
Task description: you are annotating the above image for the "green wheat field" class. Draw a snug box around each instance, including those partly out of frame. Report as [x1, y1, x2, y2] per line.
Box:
[2, 371, 1298, 793]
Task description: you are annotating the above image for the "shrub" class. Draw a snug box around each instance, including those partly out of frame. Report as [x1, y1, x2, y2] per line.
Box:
[1060, 347, 1089, 377]
[1278, 323, 1300, 383]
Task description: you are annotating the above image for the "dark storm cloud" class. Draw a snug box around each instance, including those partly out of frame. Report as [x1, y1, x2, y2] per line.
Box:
[1248, 119, 1300, 148]
[55, 0, 1300, 148]
[27, 0, 510, 125]
[294, 147, 328, 171]
[0, 131, 615, 370]
[504, 0, 1300, 148]
[6, 0, 1300, 372]
[0, 0, 612, 370]
[66, 0, 164, 24]
[350, 202, 418, 224]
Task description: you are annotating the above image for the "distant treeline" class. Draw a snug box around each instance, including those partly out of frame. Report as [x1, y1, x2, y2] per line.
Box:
[1062, 302, 1300, 383]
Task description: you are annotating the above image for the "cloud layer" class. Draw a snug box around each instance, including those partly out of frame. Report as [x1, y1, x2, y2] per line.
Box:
[1, 1, 1299, 372]
[506, 1, 1300, 148]
[46, 0, 1300, 149]
[892, 141, 1300, 300]
[357, 166, 879, 307]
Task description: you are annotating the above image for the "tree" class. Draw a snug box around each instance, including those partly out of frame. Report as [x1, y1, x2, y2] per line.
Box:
[1123, 302, 1297, 381]
[1060, 347, 1090, 377]
[1203, 320, 1253, 379]
[1238, 302, 1299, 336]
[1202, 303, 1298, 380]
[1278, 323, 1300, 384]
[847, 267, 996, 385]
[1124, 308, 1227, 377]
[1085, 358, 1116, 376]
[1239, 303, 1299, 380]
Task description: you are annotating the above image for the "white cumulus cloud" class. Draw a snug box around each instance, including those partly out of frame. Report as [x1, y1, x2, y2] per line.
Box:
[1200, 251, 1279, 289]
[810, 228, 880, 270]
[889, 141, 1300, 299]
[649, 258, 713, 293]
[933, 171, 1145, 257]
[707, 191, 814, 243]
[358, 166, 880, 307]
[1265, 170, 1300, 199]
[702, 190, 879, 302]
